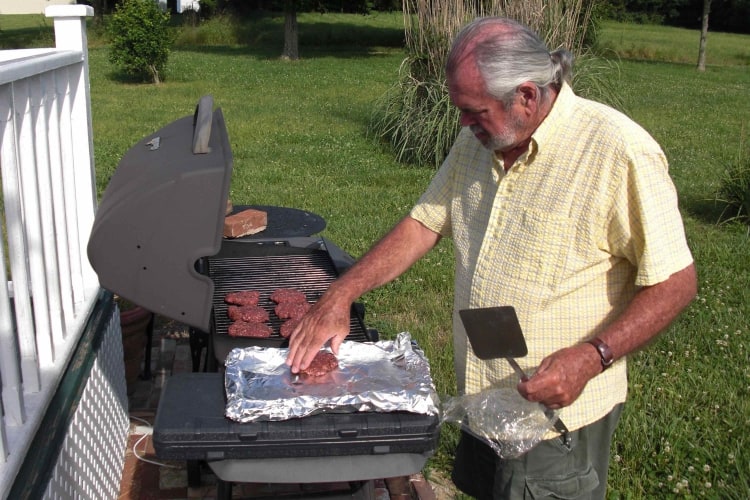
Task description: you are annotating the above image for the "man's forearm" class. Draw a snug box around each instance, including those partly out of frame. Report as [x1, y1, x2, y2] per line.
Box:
[592, 262, 697, 363]
[326, 215, 442, 305]
[521, 262, 697, 408]
[286, 216, 440, 372]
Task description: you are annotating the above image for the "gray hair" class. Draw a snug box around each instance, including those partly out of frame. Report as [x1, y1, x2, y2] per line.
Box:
[446, 17, 573, 106]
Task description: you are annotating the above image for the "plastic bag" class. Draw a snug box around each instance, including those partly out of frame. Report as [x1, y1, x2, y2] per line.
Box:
[441, 387, 559, 458]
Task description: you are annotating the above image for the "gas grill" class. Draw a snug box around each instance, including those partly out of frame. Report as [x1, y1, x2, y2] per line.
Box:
[87, 96, 440, 499]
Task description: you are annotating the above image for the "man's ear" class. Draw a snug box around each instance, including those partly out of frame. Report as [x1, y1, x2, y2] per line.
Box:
[517, 82, 538, 109]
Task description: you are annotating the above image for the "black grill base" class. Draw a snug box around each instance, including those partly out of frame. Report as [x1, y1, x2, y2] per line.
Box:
[154, 373, 439, 499]
[153, 373, 439, 462]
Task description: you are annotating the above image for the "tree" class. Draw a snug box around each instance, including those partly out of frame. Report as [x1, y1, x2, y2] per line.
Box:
[282, 0, 299, 60]
[88, 0, 110, 24]
[697, 0, 711, 71]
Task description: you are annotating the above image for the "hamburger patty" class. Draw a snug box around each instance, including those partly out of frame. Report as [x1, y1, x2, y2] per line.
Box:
[225, 290, 261, 306]
[228, 321, 272, 338]
[300, 351, 338, 377]
[270, 288, 307, 304]
[279, 318, 301, 338]
[275, 301, 311, 320]
[227, 305, 270, 323]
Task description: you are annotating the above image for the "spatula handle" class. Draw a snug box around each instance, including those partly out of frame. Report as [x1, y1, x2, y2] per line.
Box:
[505, 357, 528, 381]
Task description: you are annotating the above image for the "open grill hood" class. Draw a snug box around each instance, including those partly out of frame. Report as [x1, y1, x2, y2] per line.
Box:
[88, 96, 232, 331]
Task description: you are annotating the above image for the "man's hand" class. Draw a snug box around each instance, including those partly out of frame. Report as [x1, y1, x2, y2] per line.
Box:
[285, 292, 351, 374]
[517, 343, 601, 409]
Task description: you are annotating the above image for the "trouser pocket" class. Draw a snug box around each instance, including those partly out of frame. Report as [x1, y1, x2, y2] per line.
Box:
[525, 464, 599, 499]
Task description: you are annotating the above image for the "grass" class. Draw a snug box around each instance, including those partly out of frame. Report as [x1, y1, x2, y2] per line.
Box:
[596, 20, 750, 67]
[2, 12, 750, 498]
[0, 13, 55, 48]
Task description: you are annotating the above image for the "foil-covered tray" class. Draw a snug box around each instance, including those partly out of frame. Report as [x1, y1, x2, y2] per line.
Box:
[224, 332, 439, 422]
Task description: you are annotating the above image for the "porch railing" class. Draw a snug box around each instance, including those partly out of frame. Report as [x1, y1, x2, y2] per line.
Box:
[0, 6, 126, 497]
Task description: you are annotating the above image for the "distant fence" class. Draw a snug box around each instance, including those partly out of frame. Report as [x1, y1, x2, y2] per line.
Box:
[0, 6, 129, 498]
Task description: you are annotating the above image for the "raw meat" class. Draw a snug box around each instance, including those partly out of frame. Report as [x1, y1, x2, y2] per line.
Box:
[270, 288, 307, 304]
[274, 301, 311, 320]
[228, 321, 272, 338]
[227, 305, 270, 323]
[300, 351, 338, 377]
[279, 318, 301, 338]
[224, 290, 260, 306]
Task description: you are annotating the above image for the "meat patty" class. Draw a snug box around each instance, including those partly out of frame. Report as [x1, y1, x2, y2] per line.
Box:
[270, 288, 307, 304]
[279, 318, 301, 338]
[228, 321, 272, 338]
[274, 301, 311, 320]
[227, 305, 270, 323]
[300, 351, 338, 377]
[224, 290, 261, 306]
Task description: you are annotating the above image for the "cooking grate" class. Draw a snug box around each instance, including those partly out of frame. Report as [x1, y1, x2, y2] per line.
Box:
[208, 248, 369, 346]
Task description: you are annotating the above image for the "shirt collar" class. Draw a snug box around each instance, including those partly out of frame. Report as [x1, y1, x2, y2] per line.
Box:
[527, 82, 576, 161]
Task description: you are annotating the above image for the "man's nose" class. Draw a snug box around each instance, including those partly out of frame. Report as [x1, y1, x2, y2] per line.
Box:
[459, 112, 475, 127]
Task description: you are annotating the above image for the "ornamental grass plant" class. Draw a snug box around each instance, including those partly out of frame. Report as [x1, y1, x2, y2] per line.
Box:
[717, 140, 750, 229]
[368, 0, 603, 167]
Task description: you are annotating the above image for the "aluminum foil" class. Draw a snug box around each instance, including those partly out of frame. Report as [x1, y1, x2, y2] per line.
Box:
[224, 332, 440, 422]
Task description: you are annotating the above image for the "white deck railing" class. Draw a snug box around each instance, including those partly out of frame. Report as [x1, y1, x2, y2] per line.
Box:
[0, 5, 103, 494]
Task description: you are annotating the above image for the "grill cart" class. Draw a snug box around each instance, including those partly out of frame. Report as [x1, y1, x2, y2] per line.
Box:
[87, 96, 440, 499]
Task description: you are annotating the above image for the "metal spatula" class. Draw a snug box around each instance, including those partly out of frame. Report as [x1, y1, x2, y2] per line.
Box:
[459, 306, 528, 376]
[459, 306, 569, 437]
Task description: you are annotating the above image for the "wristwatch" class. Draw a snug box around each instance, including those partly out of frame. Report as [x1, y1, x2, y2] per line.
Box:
[586, 337, 614, 370]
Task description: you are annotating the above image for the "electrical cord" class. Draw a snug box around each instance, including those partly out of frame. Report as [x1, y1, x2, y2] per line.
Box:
[129, 415, 181, 469]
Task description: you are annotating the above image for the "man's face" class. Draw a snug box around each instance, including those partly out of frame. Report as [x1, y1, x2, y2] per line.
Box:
[448, 63, 527, 153]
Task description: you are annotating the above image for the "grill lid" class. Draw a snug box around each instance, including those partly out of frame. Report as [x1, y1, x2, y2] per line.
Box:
[87, 96, 232, 331]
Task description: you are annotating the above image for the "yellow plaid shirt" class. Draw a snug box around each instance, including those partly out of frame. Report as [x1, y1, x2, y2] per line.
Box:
[410, 83, 693, 434]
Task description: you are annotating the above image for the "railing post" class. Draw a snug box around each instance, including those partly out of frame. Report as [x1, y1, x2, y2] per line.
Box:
[45, 5, 99, 311]
[45, 5, 94, 53]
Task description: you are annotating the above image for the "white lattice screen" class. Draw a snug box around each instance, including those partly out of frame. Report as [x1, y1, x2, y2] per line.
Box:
[43, 312, 129, 500]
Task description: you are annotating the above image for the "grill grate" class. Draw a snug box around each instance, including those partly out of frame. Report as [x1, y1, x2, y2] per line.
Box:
[208, 249, 369, 347]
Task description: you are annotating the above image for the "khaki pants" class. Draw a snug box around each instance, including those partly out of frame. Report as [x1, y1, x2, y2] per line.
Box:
[452, 404, 623, 499]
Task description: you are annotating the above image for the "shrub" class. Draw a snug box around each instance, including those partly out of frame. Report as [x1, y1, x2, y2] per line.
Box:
[108, 0, 173, 84]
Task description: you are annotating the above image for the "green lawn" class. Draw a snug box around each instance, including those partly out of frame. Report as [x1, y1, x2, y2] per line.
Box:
[2, 13, 749, 498]
[597, 20, 750, 67]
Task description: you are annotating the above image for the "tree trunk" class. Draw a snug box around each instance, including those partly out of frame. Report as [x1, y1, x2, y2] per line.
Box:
[697, 0, 711, 71]
[91, 0, 107, 23]
[282, 0, 299, 61]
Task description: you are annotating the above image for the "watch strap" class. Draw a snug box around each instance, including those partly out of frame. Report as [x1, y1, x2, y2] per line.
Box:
[586, 337, 614, 370]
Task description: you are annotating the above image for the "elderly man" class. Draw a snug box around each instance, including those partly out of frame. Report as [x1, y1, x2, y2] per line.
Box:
[287, 17, 696, 499]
